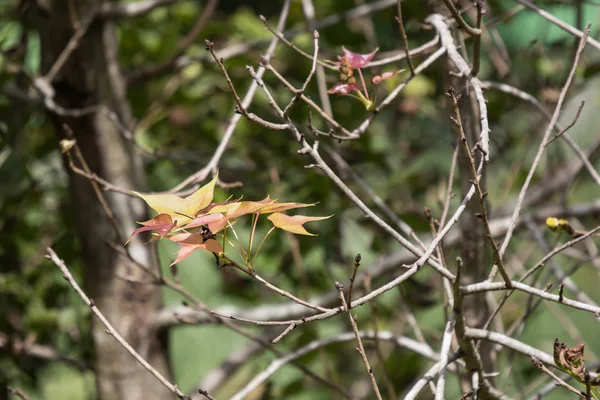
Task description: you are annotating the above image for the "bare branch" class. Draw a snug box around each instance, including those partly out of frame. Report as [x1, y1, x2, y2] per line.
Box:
[45, 248, 208, 400]
[515, 0, 600, 51]
[494, 25, 590, 277]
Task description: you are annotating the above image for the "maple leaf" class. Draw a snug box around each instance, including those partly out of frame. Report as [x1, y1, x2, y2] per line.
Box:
[167, 232, 223, 265]
[267, 213, 331, 236]
[184, 212, 228, 233]
[133, 175, 218, 225]
[126, 213, 176, 244]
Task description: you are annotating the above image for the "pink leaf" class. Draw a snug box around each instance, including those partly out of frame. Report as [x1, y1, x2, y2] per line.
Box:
[370, 69, 405, 84]
[328, 82, 358, 95]
[184, 213, 226, 229]
[267, 213, 331, 236]
[126, 213, 176, 244]
[341, 47, 378, 69]
[169, 234, 223, 266]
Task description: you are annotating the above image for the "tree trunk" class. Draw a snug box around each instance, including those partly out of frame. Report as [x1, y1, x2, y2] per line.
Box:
[29, 1, 172, 399]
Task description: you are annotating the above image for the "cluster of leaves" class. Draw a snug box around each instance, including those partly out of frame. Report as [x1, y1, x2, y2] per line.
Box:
[328, 47, 403, 110]
[128, 175, 330, 266]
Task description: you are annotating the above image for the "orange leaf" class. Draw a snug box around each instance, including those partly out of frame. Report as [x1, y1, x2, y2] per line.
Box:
[133, 175, 218, 225]
[211, 196, 315, 217]
[267, 213, 331, 236]
[258, 201, 316, 214]
[126, 213, 176, 244]
[211, 196, 274, 217]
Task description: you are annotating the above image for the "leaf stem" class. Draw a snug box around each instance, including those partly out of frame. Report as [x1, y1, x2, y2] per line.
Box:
[247, 213, 260, 262]
[252, 227, 276, 265]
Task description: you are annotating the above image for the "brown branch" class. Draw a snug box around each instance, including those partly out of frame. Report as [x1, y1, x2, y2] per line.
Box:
[347, 253, 361, 307]
[447, 87, 512, 289]
[204, 40, 289, 130]
[395, 0, 415, 74]
[45, 8, 98, 84]
[531, 357, 587, 398]
[441, 0, 482, 36]
[471, 0, 484, 76]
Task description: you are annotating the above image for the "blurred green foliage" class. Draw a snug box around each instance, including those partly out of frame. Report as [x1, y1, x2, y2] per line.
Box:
[2, 0, 600, 399]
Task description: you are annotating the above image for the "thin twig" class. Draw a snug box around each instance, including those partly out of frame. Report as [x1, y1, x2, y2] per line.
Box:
[283, 30, 320, 115]
[109, 244, 351, 398]
[126, 0, 219, 84]
[462, 280, 600, 315]
[347, 253, 361, 307]
[471, 0, 484, 76]
[260, 15, 336, 71]
[232, 330, 436, 400]
[45, 9, 98, 83]
[482, 224, 600, 330]
[301, 0, 334, 117]
[546, 101, 585, 146]
[45, 248, 208, 400]
[447, 87, 512, 288]
[482, 81, 600, 189]
[62, 127, 125, 244]
[441, 0, 482, 36]
[493, 25, 591, 278]
[204, 40, 288, 131]
[396, 0, 415, 74]
[169, 0, 293, 193]
[336, 282, 383, 400]
[515, 0, 600, 51]
[531, 357, 587, 399]
[364, 274, 398, 400]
